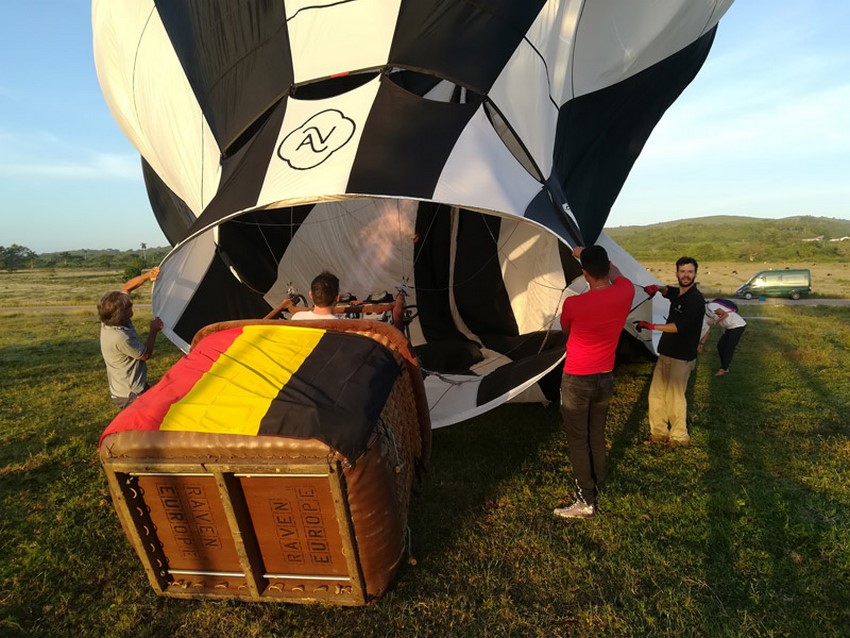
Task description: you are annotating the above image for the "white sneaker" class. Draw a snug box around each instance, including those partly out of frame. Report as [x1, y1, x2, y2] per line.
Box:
[553, 499, 596, 519]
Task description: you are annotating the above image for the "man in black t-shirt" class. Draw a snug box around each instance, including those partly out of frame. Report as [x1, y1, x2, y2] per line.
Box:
[635, 256, 705, 446]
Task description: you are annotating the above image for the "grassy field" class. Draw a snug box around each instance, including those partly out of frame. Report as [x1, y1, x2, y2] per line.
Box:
[2, 281, 850, 636]
[0, 269, 153, 307]
[2, 262, 848, 310]
[640, 260, 850, 298]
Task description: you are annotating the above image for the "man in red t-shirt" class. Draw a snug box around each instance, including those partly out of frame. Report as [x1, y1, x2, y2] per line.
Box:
[555, 245, 633, 519]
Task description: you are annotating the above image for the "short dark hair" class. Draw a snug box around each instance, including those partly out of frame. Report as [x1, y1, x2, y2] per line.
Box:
[580, 245, 611, 279]
[98, 291, 133, 326]
[676, 256, 699, 272]
[310, 271, 340, 308]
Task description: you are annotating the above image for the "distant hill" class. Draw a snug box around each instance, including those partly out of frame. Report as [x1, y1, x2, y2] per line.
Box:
[606, 215, 850, 262]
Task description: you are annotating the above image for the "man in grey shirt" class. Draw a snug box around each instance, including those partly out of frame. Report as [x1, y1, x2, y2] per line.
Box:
[98, 267, 163, 408]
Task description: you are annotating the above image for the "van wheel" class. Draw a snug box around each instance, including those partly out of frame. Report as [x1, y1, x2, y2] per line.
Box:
[744, 292, 753, 300]
[790, 291, 801, 300]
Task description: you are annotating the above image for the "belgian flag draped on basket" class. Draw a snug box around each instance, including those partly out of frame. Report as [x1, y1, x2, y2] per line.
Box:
[99, 320, 430, 606]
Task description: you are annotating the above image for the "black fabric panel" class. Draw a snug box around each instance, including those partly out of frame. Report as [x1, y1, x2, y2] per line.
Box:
[553, 28, 717, 245]
[453, 211, 519, 337]
[414, 340, 483, 374]
[173, 249, 272, 345]
[185, 100, 288, 238]
[479, 331, 566, 360]
[217, 205, 313, 294]
[391, 0, 547, 94]
[258, 333, 401, 461]
[523, 179, 584, 248]
[154, 0, 293, 152]
[615, 330, 657, 365]
[413, 202, 468, 343]
[292, 72, 379, 100]
[477, 347, 564, 407]
[142, 157, 196, 247]
[559, 238, 584, 286]
[346, 77, 478, 198]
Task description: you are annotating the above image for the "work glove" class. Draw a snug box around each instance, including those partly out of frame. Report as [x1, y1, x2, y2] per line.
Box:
[643, 284, 660, 297]
[634, 320, 655, 332]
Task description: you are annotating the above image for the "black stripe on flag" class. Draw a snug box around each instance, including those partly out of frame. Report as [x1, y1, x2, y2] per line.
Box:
[258, 332, 402, 461]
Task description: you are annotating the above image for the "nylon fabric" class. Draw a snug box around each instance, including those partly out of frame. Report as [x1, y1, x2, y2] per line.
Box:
[285, 0, 400, 83]
[154, 0, 293, 152]
[391, 0, 547, 94]
[160, 325, 324, 436]
[94, 0, 736, 430]
[101, 325, 403, 461]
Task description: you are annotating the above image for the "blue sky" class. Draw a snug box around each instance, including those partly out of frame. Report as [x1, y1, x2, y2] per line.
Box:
[1, 1, 848, 253]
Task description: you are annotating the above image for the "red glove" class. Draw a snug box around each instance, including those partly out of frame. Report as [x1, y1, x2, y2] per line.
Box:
[643, 284, 660, 297]
[634, 320, 655, 332]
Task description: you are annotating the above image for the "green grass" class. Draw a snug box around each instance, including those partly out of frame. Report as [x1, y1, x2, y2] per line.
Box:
[2, 305, 849, 637]
[0, 269, 154, 307]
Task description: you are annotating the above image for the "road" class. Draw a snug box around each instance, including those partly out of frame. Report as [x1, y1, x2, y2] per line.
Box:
[733, 298, 850, 306]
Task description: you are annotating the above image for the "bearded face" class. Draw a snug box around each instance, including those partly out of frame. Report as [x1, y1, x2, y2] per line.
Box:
[676, 263, 697, 288]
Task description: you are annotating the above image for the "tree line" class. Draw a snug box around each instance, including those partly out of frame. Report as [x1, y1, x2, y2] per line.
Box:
[0, 244, 171, 278]
[4, 215, 848, 274]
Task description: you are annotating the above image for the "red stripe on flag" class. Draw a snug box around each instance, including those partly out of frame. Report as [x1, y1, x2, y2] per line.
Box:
[98, 328, 244, 447]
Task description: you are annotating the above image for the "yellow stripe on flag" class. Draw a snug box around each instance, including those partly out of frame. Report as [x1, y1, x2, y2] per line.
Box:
[160, 326, 326, 436]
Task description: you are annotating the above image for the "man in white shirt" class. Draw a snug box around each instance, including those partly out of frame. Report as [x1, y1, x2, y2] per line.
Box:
[289, 271, 342, 320]
[699, 299, 747, 376]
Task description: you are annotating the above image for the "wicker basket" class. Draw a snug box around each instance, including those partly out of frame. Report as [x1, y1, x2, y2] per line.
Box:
[100, 319, 430, 605]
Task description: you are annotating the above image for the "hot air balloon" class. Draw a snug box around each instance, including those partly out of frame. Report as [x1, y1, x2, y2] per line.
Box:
[93, 0, 732, 427]
[93, 0, 736, 605]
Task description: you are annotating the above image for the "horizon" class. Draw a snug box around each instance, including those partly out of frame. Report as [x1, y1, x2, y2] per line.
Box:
[17, 213, 849, 255]
[1, 2, 848, 253]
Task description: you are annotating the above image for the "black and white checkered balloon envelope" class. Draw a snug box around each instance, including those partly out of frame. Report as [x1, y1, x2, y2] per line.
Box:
[93, 0, 734, 428]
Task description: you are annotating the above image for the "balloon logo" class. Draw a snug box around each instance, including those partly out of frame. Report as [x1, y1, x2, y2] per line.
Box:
[277, 109, 356, 170]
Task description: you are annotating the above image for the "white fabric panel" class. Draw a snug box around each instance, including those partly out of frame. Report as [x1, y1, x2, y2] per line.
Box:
[264, 197, 418, 318]
[433, 107, 543, 218]
[285, 0, 401, 82]
[422, 79, 458, 103]
[489, 35, 559, 176]
[92, 1, 220, 215]
[497, 219, 566, 335]
[522, 0, 585, 114]
[524, 0, 735, 105]
[257, 78, 382, 207]
[569, 1, 727, 99]
[153, 231, 219, 352]
[596, 232, 667, 353]
[92, 1, 158, 154]
[427, 354, 564, 429]
[425, 374, 482, 429]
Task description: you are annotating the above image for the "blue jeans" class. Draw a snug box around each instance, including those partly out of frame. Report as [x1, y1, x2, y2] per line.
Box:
[560, 372, 614, 504]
